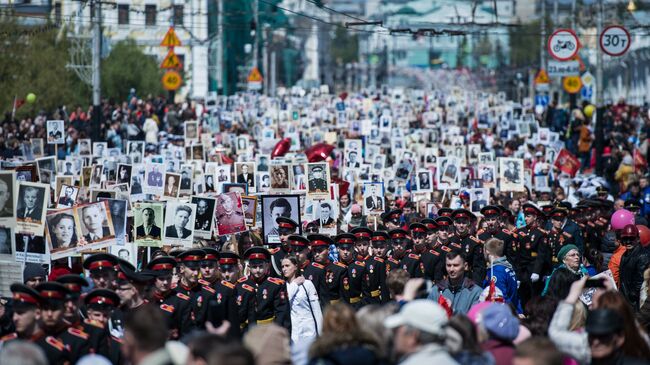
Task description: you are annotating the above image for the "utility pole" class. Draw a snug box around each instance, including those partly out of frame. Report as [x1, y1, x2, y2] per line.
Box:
[595, 0, 605, 175]
[270, 51, 276, 97]
[252, 0, 258, 69]
[217, 0, 223, 93]
[540, 0, 546, 71]
[91, 0, 102, 140]
[263, 24, 269, 95]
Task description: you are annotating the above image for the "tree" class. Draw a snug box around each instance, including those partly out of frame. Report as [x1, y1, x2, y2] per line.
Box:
[330, 26, 359, 65]
[509, 21, 543, 68]
[0, 17, 89, 118]
[101, 40, 163, 102]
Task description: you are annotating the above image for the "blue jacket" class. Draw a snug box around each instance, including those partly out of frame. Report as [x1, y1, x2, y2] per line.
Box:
[427, 277, 482, 315]
[483, 257, 522, 314]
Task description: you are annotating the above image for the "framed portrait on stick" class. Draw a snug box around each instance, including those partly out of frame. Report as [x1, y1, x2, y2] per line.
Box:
[163, 201, 197, 248]
[15, 181, 50, 236]
[261, 194, 301, 245]
[214, 192, 247, 236]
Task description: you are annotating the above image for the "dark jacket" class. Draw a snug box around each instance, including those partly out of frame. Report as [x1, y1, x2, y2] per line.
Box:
[620, 245, 650, 310]
[308, 330, 385, 365]
[481, 339, 515, 365]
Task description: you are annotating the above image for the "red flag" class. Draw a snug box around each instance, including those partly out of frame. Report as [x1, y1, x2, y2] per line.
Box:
[437, 294, 453, 318]
[634, 149, 647, 172]
[13, 99, 25, 110]
[553, 148, 580, 177]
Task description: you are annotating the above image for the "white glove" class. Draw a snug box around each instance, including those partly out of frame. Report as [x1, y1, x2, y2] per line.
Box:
[530, 273, 540, 283]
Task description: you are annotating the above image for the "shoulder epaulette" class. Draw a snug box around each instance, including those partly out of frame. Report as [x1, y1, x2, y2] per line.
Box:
[563, 232, 572, 238]
[537, 228, 548, 234]
[67, 327, 90, 340]
[502, 228, 512, 235]
[160, 304, 175, 313]
[237, 276, 248, 283]
[0, 333, 17, 341]
[84, 319, 104, 329]
[517, 231, 527, 237]
[334, 261, 347, 268]
[202, 285, 216, 294]
[45, 336, 65, 352]
[354, 261, 366, 266]
[198, 279, 211, 286]
[477, 229, 485, 235]
[241, 284, 255, 292]
[430, 249, 440, 256]
[441, 245, 452, 252]
[408, 253, 420, 260]
[388, 258, 399, 264]
[269, 247, 280, 254]
[374, 257, 384, 263]
[587, 222, 596, 227]
[267, 277, 285, 285]
[470, 236, 481, 243]
[311, 262, 325, 269]
[176, 292, 190, 301]
[221, 280, 235, 289]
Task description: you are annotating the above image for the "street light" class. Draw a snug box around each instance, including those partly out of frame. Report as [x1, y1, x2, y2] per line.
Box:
[627, 0, 636, 12]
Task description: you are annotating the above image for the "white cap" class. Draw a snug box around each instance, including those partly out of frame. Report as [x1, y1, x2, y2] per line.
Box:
[384, 299, 448, 336]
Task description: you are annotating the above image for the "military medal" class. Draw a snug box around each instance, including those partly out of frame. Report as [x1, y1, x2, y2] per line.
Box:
[369, 264, 374, 274]
[217, 293, 222, 304]
[262, 288, 268, 300]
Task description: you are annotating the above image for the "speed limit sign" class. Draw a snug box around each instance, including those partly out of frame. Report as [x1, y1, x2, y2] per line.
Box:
[600, 25, 631, 57]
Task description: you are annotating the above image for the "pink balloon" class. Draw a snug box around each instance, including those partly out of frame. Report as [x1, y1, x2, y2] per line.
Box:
[611, 209, 635, 230]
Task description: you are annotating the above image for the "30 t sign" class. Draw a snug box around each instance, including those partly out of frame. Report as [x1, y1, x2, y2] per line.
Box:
[600, 25, 631, 57]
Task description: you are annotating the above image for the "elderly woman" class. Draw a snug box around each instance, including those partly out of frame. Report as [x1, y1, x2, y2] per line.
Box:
[542, 244, 588, 297]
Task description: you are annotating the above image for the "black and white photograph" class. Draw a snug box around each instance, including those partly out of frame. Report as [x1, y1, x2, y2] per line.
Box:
[15, 165, 37, 183]
[270, 164, 290, 192]
[437, 156, 460, 190]
[99, 198, 128, 246]
[36, 156, 56, 177]
[256, 154, 270, 172]
[344, 139, 363, 169]
[191, 196, 216, 239]
[258, 173, 271, 192]
[93, 142, 107, 157]
[306, 162, 330, 199]
[184, 121, 199, 143]
[78, 139, 92, 155]
[534, 174, 551, 192]
[116, 164, 133, 186]
[109, 242, 137, 268]
[0, 171, 15, 226]
[162, 172, 181, 199]
[290, 164, 306, 191]
[90, 165, 104, 188]
[128, 141, 145, 163]
[15, 233, 47, 263]
[234, 162, 256, 191]
[76, 201, 116, 245]
[499, 157, 525, 192]
[31, 138, 44, 157]
[236, 136, 249, 153]
[56, 184, 78, 208]
[0, 226, 14, 258]
[15, 181, 49, 236]
[46, 120, 64, 144]
[261, 194, 301, 245]
[478, 164, 496, 189]
[133, 202, 164, 247]
[313, 200, 338, 235]
[469, 188, 490, 213]
[163, 202, 196, 247]
[363, 182, 384, 215]
[143, 163, 164, 195]
[241, 195, 257, 226]
[214, 192, 247, 236]
[478, 152, 494, 164]
[416, 169, 433, 192]
[46, 209, 78, 254]
[129, 164, 146, 196]
[223, 183, 247, 195]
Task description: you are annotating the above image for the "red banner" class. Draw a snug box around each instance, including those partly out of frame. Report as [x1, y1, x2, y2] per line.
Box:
[634, 149, 647, 172]
[553, 148, 581, 177]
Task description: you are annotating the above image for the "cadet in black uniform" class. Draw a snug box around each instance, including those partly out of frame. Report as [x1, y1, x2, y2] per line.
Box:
[334, 233, 365, 309]
[219, 251, 243, 285]
[410, 222, 444, 281]
[387, 229, 424, 278]
[195, 248, 240, 338]
[269, 217, 299, 277]
[35, 282, 94, 364]
[516, 204, 548, 306]
[1, 284, 70, 364]
[309, 234, 349, 305]
[82, 253, 119, 290]
[450, 209, 485, 283]
[350, 227, 372, 260]
[433, 216, 455, 250]
[83, 289, 125, 365]
[420, 218, 439, 248]
[478, 205, 518, 271]
[544, 207, 576, 269]
[363, 231, 391, 304]
[145, 256, 194, 339]
[240, 247, 290, 329]
[381, 209, 403, 231]
[303, 235, 331, 306]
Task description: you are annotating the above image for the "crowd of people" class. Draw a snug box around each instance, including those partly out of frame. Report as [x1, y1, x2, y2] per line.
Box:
[0, 86, 648, 365]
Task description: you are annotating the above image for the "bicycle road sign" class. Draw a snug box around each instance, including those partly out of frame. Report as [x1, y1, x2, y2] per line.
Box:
[548, 29, 580, 61]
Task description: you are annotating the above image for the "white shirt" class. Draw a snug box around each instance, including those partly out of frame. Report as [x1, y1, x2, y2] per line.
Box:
[286, 279, 322, 344]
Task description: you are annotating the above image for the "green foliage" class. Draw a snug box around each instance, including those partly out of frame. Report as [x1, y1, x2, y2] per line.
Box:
[330, 26, 359, 65]
[0, 18, 89, 118]
[101, 40, 164, 101]
[509, 20, 544, 68]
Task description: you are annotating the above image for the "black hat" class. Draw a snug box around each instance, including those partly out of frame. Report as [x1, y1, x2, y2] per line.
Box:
[550, 207, 569, 219]
[350, 227, 372, 240]
[334, 233, 356, 247]
[420, 218, 438, 232]
[276, 217, 298, 233]
[585, 309, 624, 336]
[177, 249, 205, 268]
[557, 201, 572, 210]
[540, 204, 555, 215]
[202, 248, 220, 262]
[307, 234, 334, 248]
[409, 222, 427, 235]
[480, 205, 501, 218]
[624, 199, 641, 210]
[381, 209, 402, 224]
[451, 209, 475, 221]
[244, 246, 271, 263]
[435, 216, 453, 227]
[219, 251, 241, 268]
[116, 261, 150, 285]
[84, 289, 120, 311]
[371, 231, 390, 245]
[389, 229, 409, 241]
[83, 253, 118, 273]
[596, 186, 609, 194]
[10, 283, 42, 308]
[146, 256, 177, 276]
[311, 165, 323, 172]
[288, 235, 310, 249]
[437, 208, 453, 217]
[35, 282, 70, 305]
[54, 275, 88, 298]
[522, 203, 542, 217]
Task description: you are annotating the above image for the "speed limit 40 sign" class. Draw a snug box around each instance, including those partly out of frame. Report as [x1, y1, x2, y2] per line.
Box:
[600, 25, 631, 57]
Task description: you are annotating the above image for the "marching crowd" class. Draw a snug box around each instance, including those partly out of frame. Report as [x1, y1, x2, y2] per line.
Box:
[0, 87, 649, 365]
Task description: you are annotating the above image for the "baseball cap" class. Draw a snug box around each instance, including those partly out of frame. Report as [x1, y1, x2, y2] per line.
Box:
[384, 299, 448, 336]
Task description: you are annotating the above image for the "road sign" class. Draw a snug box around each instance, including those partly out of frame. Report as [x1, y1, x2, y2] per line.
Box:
[600, 25, 631, 57]
[162, 70, 182, 91]
[563, 76, 582, 94]
[161, 27, 182, 47]
[581, 71, 595, 87]
[580, 85, 593, 100]
[534, 69, 549, 84]
[160, 49, 182, 69]
[535, 94, 550, 107]
[548, 29, 580, 61]
[547, 60, 580, 77]
[247, 67, 263, 90]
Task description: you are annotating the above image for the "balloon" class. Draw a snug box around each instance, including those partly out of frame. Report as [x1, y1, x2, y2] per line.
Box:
[271, 138, 291, 158]
[611, 209, 635, 230]
[638, 225, 650, 247]
[305, 143, 335, 162]
[339, 92, 348, 101]
[26, 93, 36, 104]
[584, 104, 595, 118]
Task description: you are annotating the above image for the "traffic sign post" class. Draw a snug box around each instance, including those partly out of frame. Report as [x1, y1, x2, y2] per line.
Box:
[160, 26, 183, 100]
[162, 70, 183, 91]
[161, 27, 182, 48]
[534, 69, 549, 92]
[548, 29, 580, 61]
[600, 25, 631, 57]
[563, 76, 582, 94]
[247, 67, 263, 91]
[160, 49, 182, 69]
